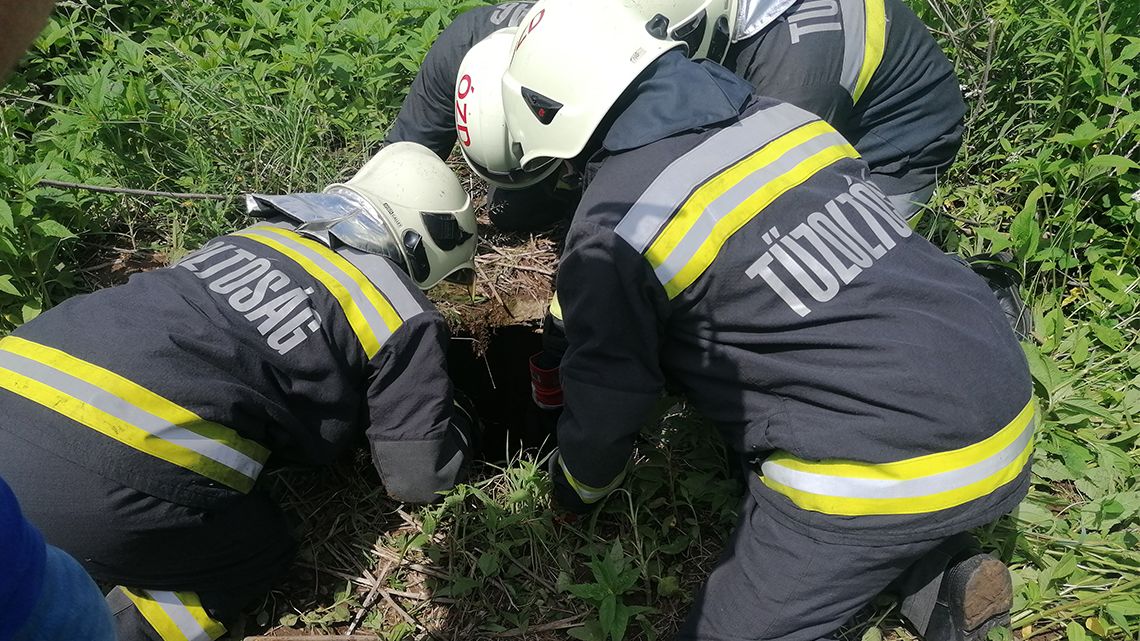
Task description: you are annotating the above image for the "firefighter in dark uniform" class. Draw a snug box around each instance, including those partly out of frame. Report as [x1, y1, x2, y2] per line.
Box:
[493, 2, 1035, 640]
[0, 142, 482, 641]
[388, 0, 963, 221]
[398, 0, 1028, 339]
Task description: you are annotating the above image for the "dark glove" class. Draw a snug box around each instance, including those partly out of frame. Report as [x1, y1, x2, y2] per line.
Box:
[451, 387, 483, 458]
[966, 251, 1033, 340]
[529, 352, 563, 410]
[547, 449, 593, 514]
[485, 161, 582, 231]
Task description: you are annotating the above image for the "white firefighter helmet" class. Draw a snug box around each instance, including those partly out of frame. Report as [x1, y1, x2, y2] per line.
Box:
[248, 142, 476, 290]
[455, 27, 560, 190]
[502, 0, 687, 169]
[632, 0, 739, 63]
[325, 142, 477, 289]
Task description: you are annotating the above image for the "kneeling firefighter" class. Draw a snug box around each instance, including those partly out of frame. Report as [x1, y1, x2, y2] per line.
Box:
[495, 1, 1036, 640]
[0, 143, 481, 641]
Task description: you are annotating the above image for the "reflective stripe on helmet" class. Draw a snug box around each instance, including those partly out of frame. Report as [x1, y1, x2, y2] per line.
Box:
[761, 400, 1037, 516]
[838, 0, 887, 104]
[558, 454, 626, 504]
[123, 589, 226, 641]
[232, 227, 404, 358]
[616, 104, 857, 299]
[0, 337, 269, 493]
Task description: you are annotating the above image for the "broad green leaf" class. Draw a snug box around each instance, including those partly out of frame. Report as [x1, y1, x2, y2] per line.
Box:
[1067, 620, 1088, 641]
[0, 200, 13, 230]
[1085, 617, 1107, 638]
[1010, 185, 1047, 260]
[1022, 343, 1061, 399]
[1058, 121, 1106, 149]
[21, 304, 40, 323]
[1088, 323, 1126, 351]
[1057, 398, 1120, 422]
[1014, 501, 1056, 526]
[567, 582, 610, 602]
[610, 603, 632, 641]
[657, 575, 681, 598]
[32, 219, 75, 240]
[0, 275, 19, 297]
[477, 550, 500, 577]
[1086, 154, 1140, 172]
[599, 595, 617, 640]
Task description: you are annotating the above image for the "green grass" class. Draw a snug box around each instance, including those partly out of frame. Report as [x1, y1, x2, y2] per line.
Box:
[1, 0, 1138, 639]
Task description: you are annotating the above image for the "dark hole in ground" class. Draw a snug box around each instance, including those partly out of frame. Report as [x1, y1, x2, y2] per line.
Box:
[448, 326, 558, 464]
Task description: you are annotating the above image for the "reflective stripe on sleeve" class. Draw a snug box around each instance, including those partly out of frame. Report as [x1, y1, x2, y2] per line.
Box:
[335, 245, 425, 321]
[232, 227, 403, 358]
[760, 400, 1037, 516]
[639, 120, 857, 299]
[614, 103, 816, 254]
[558, 454, 626, 504]
[123, 589, 226, 641]
[0, 337, 268, 493]
[839, 0, 887, 104]
[549, 294, 563, 321]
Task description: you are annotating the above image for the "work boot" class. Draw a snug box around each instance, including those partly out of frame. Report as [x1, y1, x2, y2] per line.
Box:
[966, 252, 1033, 341]
[924, 551, 1014, 641]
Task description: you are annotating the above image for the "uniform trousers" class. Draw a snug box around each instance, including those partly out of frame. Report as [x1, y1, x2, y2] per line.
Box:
[0, 427, 296, 641]
[676, 480, 978, 641]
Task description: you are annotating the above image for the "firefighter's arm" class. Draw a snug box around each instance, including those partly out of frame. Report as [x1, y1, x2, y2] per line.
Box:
[365, 312, 479, 503]
[551, 222, 667, 512]
[385, 4, 527, 157]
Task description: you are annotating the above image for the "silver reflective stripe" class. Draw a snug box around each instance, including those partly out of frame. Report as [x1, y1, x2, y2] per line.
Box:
[761, 415, 1035, 500]
[653, 128, 852, 285]
[147, 591, 215, 641]
[614, 103, 816, 253]
[336, 246, 424, 321]
[0, 351, 263, 481]
[239, 227, 396, 345]
[838, 0, 866, 100]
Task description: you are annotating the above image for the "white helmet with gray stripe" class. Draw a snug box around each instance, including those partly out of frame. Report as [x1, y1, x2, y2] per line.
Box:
[455, 27, 560, 190]
[247, 142, 477, 290]
[502, 0, 688, 169]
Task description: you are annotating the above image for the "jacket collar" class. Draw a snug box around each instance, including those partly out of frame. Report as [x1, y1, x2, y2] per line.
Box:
[601, 51, 753, 153]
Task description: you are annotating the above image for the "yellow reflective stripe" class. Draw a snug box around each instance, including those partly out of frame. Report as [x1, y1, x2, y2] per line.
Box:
[549, 294, 563, 320]
[664, 142, 856, 298]
[232, 227, 402, 358]
[760, 400, 1037, 516]
[650, 126, 857, 298]
[0, 337, 269, 464]
[124, 589, 188, 641]
[762, 436, 1032, 516]
[768, 400, 1036, 481]
[177, 592, 227, 640]
[852, 0, 886, 104]
[123, 589, 226, 641]
[647, 120, 834, 268]
[259, 227, 403, 334]
[558, 455, 625, 504]
[0, 338, 265, 493]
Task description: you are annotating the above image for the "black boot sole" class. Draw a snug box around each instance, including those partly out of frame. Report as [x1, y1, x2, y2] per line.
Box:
[927, 554, 1013, 641]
